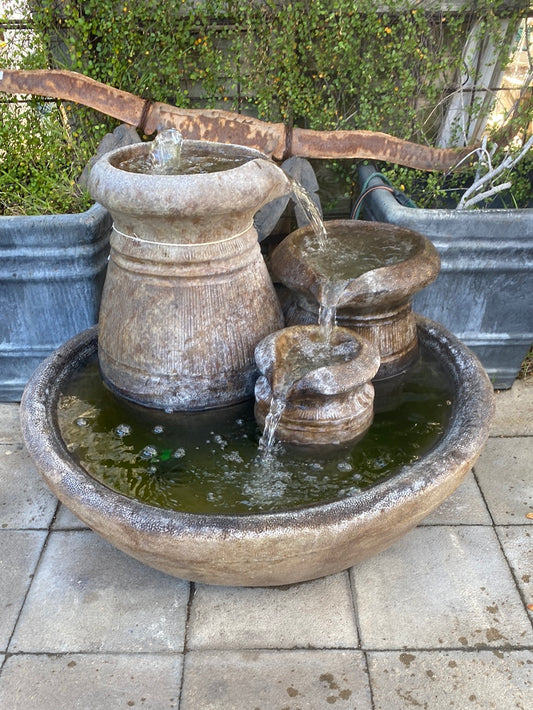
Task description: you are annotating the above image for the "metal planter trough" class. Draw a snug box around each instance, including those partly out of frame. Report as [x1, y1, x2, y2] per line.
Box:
[0, 203, 111, 401]
[358, 164, 533, 388]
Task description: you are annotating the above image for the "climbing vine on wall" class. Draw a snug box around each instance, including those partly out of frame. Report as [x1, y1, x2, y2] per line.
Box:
[23, 0, 528, 142]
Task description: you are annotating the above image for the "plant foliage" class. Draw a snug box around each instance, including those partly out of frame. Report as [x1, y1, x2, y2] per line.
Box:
[0, 0, 529, 213]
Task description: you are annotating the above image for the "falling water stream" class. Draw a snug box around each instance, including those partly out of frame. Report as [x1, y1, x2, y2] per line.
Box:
[290, 178, 328, 248]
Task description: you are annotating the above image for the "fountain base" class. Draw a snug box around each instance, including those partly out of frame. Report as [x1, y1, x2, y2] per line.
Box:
[20, 317, 493, 586]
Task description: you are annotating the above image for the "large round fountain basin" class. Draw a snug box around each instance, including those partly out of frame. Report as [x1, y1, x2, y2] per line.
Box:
[20, 318, 493, 587]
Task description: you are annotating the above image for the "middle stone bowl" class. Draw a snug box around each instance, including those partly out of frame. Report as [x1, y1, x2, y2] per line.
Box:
[271, 220, 440, 379]
[254, 324, 380, 446]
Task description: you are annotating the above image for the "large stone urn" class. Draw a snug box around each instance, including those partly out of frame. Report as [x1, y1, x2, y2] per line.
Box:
[88, 140, 290, 410]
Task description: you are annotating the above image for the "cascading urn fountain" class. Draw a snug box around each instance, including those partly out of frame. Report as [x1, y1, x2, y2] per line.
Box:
[88, 133, 290, 410]
[254, 325, 380, 446]
[19, 132, 494, 587]
[271, 220, 440, 379]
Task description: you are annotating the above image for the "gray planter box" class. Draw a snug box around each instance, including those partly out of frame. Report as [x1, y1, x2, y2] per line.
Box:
[0, 203, 111, 401]
[358, 164, 533, 388]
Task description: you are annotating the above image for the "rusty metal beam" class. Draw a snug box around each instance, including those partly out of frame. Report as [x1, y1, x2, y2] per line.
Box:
[0, 69, 474, 171]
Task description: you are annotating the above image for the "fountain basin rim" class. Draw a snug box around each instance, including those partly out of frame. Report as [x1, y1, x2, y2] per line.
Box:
[88, 140, 292, 227]
[20, 318, 493, 533]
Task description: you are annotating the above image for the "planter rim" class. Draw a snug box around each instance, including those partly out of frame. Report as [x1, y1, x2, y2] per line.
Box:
[358, 164, 533, 224]
[0, 202, 107, 223]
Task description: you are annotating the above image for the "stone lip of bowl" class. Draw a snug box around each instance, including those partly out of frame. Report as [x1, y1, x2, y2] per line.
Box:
[88, 139, 291, 224]
[20, 316, 494, 587]
[254, 324, 380, 396]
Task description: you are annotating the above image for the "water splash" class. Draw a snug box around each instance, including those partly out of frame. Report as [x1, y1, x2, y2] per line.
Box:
[147, 128, 184, 174]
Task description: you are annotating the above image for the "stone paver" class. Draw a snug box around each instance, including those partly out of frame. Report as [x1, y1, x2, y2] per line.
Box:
[0, 530, 47, 652]
[496, 525, 533, 616]
[0, 654, 183, 710]
[180, 650, 372, 710]
[188, 572, 358, 650]
[368, 650, 533, 710]
[0, 404, 22, 442]
[474, 437, 533, 524]
[422, 470, 492, 525]
[351, 525, 533, 650]
[0, 443, 58, 529]
[492, 380, 533, 436]
[52, 502, 89, 530]
[9, 530, 189, 653]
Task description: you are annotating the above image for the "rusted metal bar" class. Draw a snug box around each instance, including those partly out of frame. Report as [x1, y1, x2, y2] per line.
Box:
[0, 69, 474, 170]
[0, 70, 287, 159]
[290, 129, 474, 172]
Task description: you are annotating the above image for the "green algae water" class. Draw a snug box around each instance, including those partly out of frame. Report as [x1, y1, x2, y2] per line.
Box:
[57, 351, 453, 515]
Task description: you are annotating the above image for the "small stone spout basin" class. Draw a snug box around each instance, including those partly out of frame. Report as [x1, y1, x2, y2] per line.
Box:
[20, 317, 493, 587]
[272, 220, 440, 378]
[88, 139, 290, 410]
[254, 325, 380, 445]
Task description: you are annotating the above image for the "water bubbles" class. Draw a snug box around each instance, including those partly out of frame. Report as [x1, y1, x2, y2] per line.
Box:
[337, 461, 353, 472]
[115, 423, 132, 438]
[173, 448, 186, 459]
[223, 451, 244, 464]
[140, 445, 158, 460]
[75, 417, 88, 427]
[152, 425, 164, 434]
[213, 434, 228, 449]
[147, 465, 158, 475]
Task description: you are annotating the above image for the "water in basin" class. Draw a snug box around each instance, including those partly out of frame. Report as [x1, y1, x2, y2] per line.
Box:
[57, 348, 453, 515]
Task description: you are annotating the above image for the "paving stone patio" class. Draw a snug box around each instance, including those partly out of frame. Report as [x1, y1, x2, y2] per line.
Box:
[0, 380, 531, 709]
